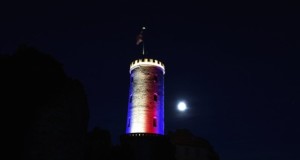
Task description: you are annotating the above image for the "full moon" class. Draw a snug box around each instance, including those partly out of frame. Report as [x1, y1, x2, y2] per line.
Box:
[177, 101, 187, 111]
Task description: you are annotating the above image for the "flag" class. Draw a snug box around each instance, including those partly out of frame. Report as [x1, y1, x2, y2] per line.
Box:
[136, 32, 143, 45]
[136, 27, 146, 45]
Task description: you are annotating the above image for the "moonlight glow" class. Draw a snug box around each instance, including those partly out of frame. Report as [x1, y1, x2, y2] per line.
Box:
[177, 101, 187, 111]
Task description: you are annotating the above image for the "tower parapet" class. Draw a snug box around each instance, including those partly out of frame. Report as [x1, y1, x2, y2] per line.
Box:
[130, 58, 165, 74]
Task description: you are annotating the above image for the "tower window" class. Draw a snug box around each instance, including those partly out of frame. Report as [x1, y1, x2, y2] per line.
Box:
[154, 94, 157, 102]
[153, 118, 157, 127]
[131, 77, 133, 83]
[128, 118, 130, 127]
[130, 95, 132, 103]
[154, 76, 158, 82]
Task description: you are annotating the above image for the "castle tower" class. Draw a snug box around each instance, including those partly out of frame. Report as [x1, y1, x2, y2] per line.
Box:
[126, 58, 165, 135]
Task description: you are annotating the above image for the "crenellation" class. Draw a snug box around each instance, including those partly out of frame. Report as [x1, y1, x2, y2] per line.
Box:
[130, 58, 165, 74]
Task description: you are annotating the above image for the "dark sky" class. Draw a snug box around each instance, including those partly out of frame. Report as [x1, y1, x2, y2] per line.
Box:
[1, 1, 299, 160]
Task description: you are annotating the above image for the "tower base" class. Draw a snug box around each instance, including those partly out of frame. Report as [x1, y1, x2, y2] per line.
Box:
[120, 133, 175, 160]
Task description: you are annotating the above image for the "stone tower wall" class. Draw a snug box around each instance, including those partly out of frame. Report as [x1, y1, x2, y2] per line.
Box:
[126, 58, 165, 134]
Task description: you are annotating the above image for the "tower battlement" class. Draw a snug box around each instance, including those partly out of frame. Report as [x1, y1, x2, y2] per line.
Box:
[130, 58, 165, 74]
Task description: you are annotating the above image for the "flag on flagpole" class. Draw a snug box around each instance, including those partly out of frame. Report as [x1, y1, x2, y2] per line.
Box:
[136, 27, 146, 45]
[136, 32, 143, 45]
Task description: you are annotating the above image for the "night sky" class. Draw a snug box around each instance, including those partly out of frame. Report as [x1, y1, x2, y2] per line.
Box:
[1, 1, 299, 160]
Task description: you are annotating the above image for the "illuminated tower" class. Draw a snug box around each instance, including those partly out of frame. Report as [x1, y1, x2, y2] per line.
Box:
[126, 58, 165, 135]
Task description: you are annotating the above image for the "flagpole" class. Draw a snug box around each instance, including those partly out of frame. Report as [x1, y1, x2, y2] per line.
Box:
[142, 42, 145, 55]
[142, 26, 146, 56]
[136, 26, 146, 56]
